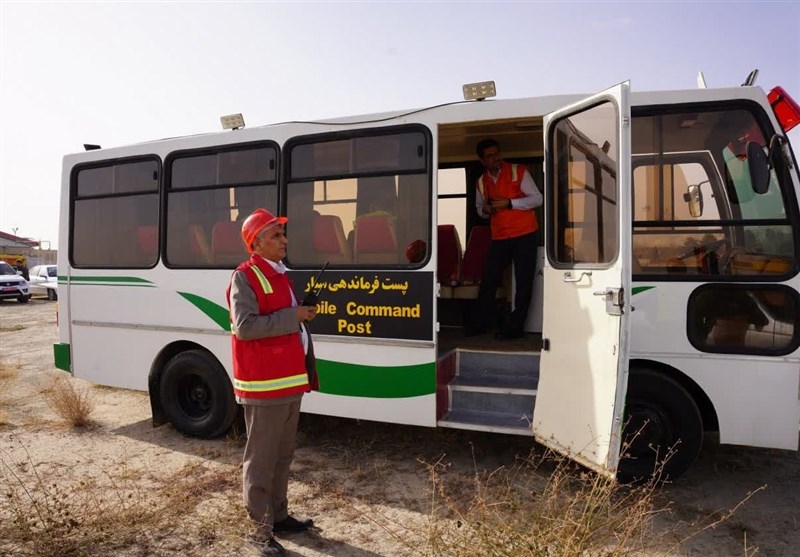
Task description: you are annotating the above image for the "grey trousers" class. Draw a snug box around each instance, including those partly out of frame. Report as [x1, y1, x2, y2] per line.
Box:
[242, 399, 301, 536]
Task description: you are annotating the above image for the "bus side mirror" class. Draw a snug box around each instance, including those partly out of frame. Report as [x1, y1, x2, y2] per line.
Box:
[684, 183, 704, 218]
[746, 141, 770, 194]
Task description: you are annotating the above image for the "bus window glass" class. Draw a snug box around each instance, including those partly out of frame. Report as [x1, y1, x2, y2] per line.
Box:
[166, 144, 278, 268]
[632, 108, 795, 277]
[171, 147, 276, 189]
[71, 158, 160, 268]
[632, 158, 726, 273]
[438, 167, 467, 245]
[551, 101, 618, 266]
[291, 132, 426, 181]
[688, 285, 800, 355]
[286, 129, 430, 267]
[77, 160, 158, 197]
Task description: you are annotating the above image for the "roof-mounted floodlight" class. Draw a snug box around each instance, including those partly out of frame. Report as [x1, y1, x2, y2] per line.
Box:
[221, 113, 245, 130]
[463, 81, 496, 101]
[742, 69, 759, 87]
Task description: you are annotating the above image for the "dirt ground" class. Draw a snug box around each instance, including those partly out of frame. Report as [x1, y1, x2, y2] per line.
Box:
[1, 298, 799, 556]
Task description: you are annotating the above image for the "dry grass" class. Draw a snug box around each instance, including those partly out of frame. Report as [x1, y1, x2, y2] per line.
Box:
[0, 359, 19, 381]
[0, 360, 20, 425]
[0, 438, 248, 557]
[44, 376, 95, 428]
[359, 448, 761, 557]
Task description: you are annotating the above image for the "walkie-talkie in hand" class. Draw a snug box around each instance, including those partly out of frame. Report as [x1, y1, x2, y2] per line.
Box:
[301, 262, 329, 307]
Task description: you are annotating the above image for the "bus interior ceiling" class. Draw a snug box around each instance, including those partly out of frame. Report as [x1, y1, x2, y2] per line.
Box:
[438, 116, 543, 164]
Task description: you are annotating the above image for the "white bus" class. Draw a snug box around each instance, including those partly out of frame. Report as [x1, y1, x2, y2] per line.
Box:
[55, 76, 800, 481]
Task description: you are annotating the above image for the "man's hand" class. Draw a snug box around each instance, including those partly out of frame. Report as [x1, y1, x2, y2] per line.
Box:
[489, 197, 512, 211]
[297, 305, 318, 322]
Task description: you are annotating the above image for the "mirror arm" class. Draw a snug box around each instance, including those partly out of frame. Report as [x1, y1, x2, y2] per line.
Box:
[766, 134, 789, 172]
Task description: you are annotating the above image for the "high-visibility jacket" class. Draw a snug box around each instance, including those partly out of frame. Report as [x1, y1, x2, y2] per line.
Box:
[477, 162, 538, 240]
[226, 256, 310, 400]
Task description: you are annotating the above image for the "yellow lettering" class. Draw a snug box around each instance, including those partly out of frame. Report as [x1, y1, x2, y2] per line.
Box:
[336, 318, 373, 335]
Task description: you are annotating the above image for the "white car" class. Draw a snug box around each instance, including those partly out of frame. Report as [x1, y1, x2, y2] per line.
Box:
[28, 264, 58, 301]
[0, 261, 31, 303]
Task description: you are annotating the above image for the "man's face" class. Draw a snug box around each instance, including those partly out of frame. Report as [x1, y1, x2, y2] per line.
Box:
[253, 224, 288, 262]
[480, 146, 503, 174]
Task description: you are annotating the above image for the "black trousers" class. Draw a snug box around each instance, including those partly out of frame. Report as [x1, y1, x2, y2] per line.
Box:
[472, 232, 537, 333]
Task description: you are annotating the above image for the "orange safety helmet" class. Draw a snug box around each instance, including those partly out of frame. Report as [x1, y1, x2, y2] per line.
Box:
[241, 209, 288, 253]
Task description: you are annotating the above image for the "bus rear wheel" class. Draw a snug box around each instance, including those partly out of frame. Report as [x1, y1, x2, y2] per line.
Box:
[159, 349, 237, 439]
[618, 368, 703, 483]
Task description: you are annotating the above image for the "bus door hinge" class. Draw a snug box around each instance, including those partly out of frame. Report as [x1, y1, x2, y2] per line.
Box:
[593, 287, 624, 316]
[622, 116, 630, 128]
[542, 338, 550, 351]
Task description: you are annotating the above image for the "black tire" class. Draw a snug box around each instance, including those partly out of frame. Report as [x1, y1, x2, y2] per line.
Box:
[47, 289, 58, 301]
[618, 368, 703, 483]
[159, 350, 237, 438]
[18, 295, 30, 304]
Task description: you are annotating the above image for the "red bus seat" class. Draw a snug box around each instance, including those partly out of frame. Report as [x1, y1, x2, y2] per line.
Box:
[212, 221, 246, 266]
[437, 224, 462, 299]
[137, 225, 158, 258]
[353, 213, 398, 264]
[313, 214, 351, 264]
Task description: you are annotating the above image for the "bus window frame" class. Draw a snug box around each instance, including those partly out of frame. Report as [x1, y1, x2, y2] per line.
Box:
[282, 123, 433, 271]
[686, 282, 800, 356]
[631, 99, 800, 282]
[69, 154, 162, 270]
[162, 140, 281, 270]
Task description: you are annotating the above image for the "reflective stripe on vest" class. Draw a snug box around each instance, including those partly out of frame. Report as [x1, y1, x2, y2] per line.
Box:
[234, 373, 309, 393]
[229, 265, 273, 334]
[250, 265, 273, 294]
[477, 163, 520, 196]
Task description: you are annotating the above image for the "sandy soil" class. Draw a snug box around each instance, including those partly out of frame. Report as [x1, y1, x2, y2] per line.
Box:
[1, 299, 799, 556]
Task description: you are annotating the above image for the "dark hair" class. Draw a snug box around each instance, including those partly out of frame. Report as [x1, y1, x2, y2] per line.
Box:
[476, 138, 499, 158]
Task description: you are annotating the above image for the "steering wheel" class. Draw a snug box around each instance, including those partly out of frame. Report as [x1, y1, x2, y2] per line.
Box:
[677, 238, 728, 262]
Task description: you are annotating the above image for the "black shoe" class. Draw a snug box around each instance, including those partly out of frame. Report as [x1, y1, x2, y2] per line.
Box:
[273, 514, 314, 533]
[261, 537, 286, 556]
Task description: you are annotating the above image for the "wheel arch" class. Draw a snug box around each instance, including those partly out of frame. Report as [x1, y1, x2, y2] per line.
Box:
[147, 340, 230, 427]
[629, 358, 719, 433]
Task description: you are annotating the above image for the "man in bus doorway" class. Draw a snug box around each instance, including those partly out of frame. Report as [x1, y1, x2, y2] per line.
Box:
[466, 139, 542, 339]
[227, 208, 318, 556]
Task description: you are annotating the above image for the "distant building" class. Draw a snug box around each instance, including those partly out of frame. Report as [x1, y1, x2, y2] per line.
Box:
[0, 231, 54, 266]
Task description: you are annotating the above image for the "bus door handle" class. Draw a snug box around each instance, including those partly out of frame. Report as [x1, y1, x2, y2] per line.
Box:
[562, 271, 592, 283]
[593, 287, 624, 316]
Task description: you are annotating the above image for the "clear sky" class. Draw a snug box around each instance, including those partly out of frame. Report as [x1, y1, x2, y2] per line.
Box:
[1, 1, 799, 246]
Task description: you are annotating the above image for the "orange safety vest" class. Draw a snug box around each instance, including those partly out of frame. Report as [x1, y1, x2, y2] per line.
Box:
[477, 162, 538, 240]
[226, 256, 310, 400]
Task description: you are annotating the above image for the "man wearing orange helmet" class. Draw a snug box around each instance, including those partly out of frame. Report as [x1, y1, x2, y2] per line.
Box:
[227, 208, 318, 556]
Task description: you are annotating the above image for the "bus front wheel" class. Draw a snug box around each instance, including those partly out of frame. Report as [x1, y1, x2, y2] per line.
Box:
[618, 368, 703, 483]
[159, 349, 237, 439]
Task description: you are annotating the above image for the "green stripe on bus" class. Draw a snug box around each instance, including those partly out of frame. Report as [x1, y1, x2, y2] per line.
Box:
[316, 359, 435, 398]
[632, 286, 655, 295]
[54, 343, 71, 372]
[65, 276, 154, 284]
[178, 292, 231, 332]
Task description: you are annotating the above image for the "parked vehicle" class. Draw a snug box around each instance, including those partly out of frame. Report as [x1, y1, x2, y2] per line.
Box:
[28, 265, 58, 301]
[0, 261, 31, 303]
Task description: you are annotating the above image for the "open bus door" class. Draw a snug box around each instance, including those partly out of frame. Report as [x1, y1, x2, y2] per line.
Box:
[532, 83, 632, 479]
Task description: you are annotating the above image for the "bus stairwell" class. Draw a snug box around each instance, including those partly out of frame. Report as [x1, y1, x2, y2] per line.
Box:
[436, 345, 539, 436]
